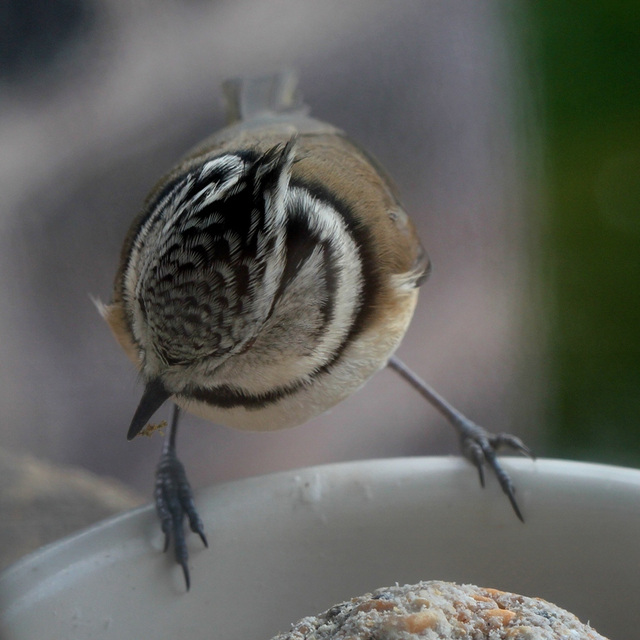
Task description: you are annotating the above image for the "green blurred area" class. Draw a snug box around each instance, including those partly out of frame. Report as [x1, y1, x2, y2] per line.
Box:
[530, 2, 640, 464]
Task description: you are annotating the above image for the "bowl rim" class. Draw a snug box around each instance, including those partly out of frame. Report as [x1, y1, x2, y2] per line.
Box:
[2, 455, 639, 585]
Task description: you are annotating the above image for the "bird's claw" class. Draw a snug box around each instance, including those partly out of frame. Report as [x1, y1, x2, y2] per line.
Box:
[458, 422, 535, 522]
[155, 450, 208, 590]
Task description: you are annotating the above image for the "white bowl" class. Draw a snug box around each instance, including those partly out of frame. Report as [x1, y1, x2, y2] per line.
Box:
[1, 458, 639, 639]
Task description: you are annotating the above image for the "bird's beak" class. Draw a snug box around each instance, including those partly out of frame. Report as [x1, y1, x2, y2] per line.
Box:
[127, 378, 171, 440]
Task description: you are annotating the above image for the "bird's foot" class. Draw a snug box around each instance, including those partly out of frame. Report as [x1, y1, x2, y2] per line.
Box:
[155, 449, 208, 590]
[457, 419, 535, 522]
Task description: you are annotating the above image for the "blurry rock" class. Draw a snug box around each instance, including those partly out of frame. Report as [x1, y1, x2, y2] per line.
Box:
[0, 446, 143, 571]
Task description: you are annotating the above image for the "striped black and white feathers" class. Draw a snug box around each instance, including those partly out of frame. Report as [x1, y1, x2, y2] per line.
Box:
[100, 76, 533, 591]
[103, 73, 429, 433]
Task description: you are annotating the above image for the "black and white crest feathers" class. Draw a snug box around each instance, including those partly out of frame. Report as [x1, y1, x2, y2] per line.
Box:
[121, 137, 376, 410]
[123, 140, 296, 372]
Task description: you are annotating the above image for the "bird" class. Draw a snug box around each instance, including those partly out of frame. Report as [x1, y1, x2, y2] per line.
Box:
[99, 72, 533, 590]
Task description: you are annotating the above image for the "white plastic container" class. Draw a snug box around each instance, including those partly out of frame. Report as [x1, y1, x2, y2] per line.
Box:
[1, 458, 639, 639]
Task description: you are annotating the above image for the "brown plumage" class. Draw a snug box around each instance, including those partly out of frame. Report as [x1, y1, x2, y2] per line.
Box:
[102, 82, 429, 431]
[100, 73, 532, 590]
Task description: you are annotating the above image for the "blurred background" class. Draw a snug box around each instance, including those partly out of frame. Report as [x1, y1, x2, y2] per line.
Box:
[0, 0, 638, 558]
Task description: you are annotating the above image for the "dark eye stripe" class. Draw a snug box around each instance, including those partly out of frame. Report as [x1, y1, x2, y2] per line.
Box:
[288, 179, 381, 353]
[274, 198, 338, 333]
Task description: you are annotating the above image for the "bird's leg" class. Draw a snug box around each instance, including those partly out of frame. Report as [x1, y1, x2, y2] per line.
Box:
[387, 356, 534, 521]
[155, 404, 208, 590]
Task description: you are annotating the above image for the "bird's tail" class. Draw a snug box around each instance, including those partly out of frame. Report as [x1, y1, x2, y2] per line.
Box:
[222, 71, 308, 124]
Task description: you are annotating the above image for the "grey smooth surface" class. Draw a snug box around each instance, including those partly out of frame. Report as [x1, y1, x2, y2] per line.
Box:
[2, 458, 637, 639]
